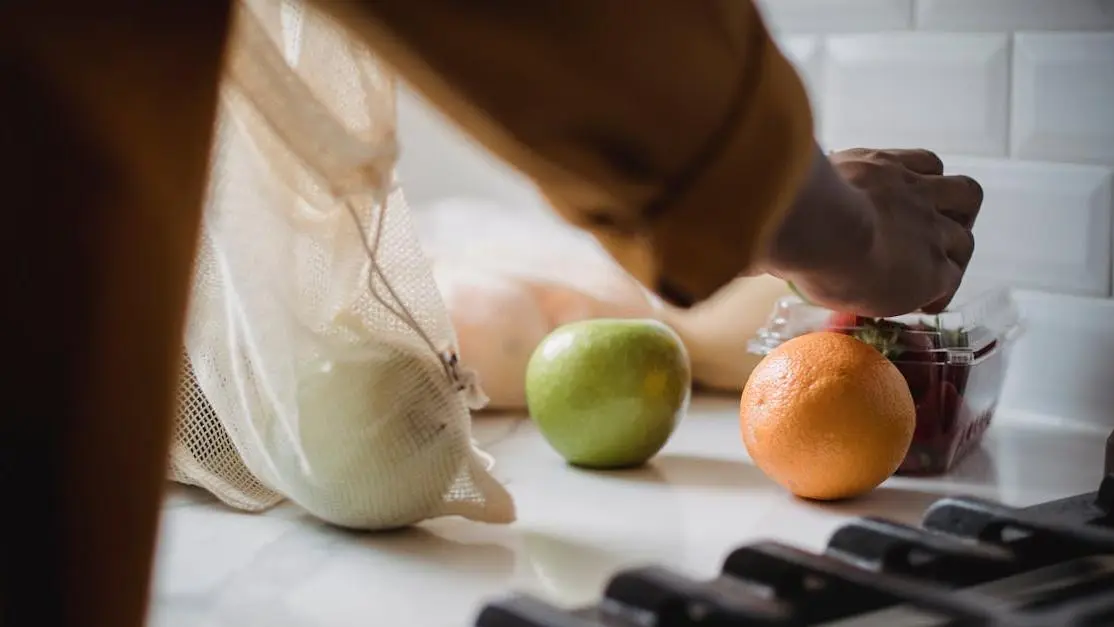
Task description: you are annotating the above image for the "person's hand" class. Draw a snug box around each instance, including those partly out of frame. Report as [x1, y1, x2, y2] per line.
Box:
[763, 145, 984, 317]
[833, 147, 983, 314]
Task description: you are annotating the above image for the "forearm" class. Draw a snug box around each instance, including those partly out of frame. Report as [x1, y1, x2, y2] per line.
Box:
[312, 0, 814, 302]
[762, 144, 876, 301]
[1, 4, 232, 626]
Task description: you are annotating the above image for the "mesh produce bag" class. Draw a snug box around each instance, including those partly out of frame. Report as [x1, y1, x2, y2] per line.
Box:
[169, 0, 515, 529]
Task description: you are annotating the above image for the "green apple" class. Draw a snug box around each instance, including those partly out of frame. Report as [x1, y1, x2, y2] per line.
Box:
[525, 318, 691, 469]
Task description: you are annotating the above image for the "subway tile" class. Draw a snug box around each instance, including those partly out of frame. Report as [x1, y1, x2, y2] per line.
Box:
[821, 33, 1010, 155]
[757, 0, 914, 33]
[1012, 32, 1114, 165]
[916, 0, 1114, 31]
[777, 35, 826, 130]
[942, 157, 1114, 296]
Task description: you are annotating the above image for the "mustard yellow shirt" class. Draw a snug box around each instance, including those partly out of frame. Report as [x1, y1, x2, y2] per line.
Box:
[323, 1, 815, 301]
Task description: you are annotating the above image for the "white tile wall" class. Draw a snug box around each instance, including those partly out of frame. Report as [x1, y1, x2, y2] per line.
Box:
[760, 0, 914, 33]
[1012, 32, 1114, 165]
[778, 36, 825, 103]
[943, 157, 1113, 296]
[1001, 290, 1114, 428]
[396, 88, 546, 214]
[762, 0, 1114, 299]
[916, 0, 1114, 32]
[777, 36, 826, 134]
[822, 33, 1010, 155]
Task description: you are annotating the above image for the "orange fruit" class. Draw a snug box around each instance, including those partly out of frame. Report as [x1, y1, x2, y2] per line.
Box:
[740, 331, 915, 501]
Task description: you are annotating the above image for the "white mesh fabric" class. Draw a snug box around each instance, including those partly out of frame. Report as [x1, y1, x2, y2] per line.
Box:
[170, 0, 515, 529]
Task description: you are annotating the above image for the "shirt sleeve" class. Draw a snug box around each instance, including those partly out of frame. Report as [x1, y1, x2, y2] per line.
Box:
[314, 0, 815, 302]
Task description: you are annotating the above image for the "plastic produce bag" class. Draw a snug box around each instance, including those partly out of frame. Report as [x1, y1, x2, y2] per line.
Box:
[414, 199, 792, 409]
[169, 0, 515, 529]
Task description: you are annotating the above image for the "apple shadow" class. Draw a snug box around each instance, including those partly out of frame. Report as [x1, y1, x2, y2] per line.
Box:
[566, 461, 669, 485]
[586, 453, 772, 491]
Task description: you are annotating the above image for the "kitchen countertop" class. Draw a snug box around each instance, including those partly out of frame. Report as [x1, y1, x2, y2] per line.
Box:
[148, 396, 1109, 627]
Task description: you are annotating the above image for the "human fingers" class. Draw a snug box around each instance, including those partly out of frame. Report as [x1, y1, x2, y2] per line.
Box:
[884, 149, 945, 175]
[923, 174, 984, 226]
[937, 214, 975, 268]
[922, 220, 975, 313]
[921, 261, 964, 314]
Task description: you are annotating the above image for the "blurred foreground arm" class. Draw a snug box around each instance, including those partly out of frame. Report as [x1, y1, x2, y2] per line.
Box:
[0, 4, 233, 627]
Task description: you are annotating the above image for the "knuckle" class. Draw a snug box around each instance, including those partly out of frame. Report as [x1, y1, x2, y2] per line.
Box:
[830, 148, 869, 164]
[949, 224, 976, 264]
[858, 159, 891, 177]
[930, 236, 951, 261]
[947, 174, 984, 206]
[919, 150, 945, 172]
[839, 161, 883, 186]
[964, 175, 985, 205]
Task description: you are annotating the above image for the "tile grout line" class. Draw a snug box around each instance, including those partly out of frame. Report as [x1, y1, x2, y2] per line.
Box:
[1004, 31, 1016, 160]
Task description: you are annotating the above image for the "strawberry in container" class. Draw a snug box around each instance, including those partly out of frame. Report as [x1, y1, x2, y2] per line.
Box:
[748, 288, 1023, 476]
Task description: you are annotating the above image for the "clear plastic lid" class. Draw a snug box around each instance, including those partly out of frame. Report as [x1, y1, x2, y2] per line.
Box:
[747, 287, 1024, 365]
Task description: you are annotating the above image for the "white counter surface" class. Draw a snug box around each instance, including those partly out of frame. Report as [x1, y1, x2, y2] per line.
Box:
[149, 397, 1109, 627]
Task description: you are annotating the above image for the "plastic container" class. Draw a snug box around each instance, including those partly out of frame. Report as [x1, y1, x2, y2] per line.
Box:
[747, 287, 1023, 476]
